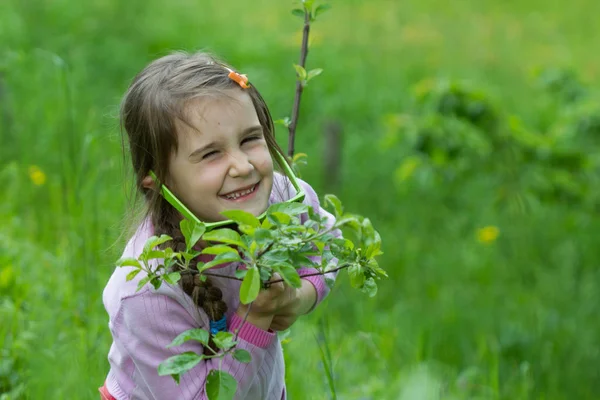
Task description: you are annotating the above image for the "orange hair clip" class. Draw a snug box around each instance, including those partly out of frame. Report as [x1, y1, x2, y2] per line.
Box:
[227, 69, 250, 89]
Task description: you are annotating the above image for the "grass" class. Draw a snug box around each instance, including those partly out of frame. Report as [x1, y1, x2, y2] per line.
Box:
[1, 0, 600, 398]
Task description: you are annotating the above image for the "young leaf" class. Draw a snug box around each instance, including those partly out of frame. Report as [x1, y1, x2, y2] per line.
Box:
[324, 194, 343, 217]
[143, 234, 173, 253]
[201, 245, 239, 256]
[163, 272, 181, 285]
[145, 250, 166, 260]
[315, 3, 331, 17]
[269, 211, 291, 225]
[167, 328, 210, 348]
[206, 370, 237, 400]
[150, 276, 162, 290]
[261, 248, 290, 264]
[233, 349, 252, 363]
[240, 266, 261, 304]
[136, 276, 151, 292]
[291, 8, 305, 18]
[202, 229, 246, 249]
[348, 264, 365, 288]
[277, 263, 302, 288]
[253, 228, 274, 245]
[199, 252, 242, 271]
[117, 257, 141, 268]
[126, 269, 141, 281]
[306, 68, 323, 83]
[180, 219, 206, 251]
[158, 352, 204, 381]
[235, 269, 247, 279]
[274, 117, 292, 128]
[213, 331, 236, 350]
[268, 202, 309, 216]
[361, 277, 378, 297]
[221, 210, 260, 228]
[293, 64, 308, 81]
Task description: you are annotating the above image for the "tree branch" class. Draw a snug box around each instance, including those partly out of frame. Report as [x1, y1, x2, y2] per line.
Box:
[287, 9, 311, 158]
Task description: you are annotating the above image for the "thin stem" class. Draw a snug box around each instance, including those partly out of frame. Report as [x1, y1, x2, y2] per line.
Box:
[287, 9, 311, 158]
[202, 264, 351, 284]
[234, 302, 253, 342]
[202, 272, 243, 281]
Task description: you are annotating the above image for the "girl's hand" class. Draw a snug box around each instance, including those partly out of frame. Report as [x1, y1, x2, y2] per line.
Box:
[269, 280, 316, 331]
[235, 275, 316, 331]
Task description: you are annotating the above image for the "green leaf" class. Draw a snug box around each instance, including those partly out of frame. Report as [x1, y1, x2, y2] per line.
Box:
[202, 229, 246, 249]
[150, 276, 162, 290]
[291, 8, 305, 18]
[143, 234, 173, 253]
[201, 245, 239, 256]
[181, 251, 202, 263]
[240, 266, 261, 304]
[293, 64, 307, 81]
[277, 263, 302, 288]
[303, 0, 315, 10]
[261, 248, 290, 264]
[163, 272, 181, 285]
[126, 269, 141, 281]
[136, 275, 151, 292]
[221, 210, 260, 228]
[180, 219, 206, 251]
[268, 202, 309, 216]
[199, 252, 242, 271]
[145, 250, 166, 260]
[117, 257, 141, 268]
[348, 264, 365, 288]
[233, 349, 252, 363]
[213, 331, 236, 350]
[324, 194, 343, 217]
[253, 228, 274, 245]
[158, 352, 204, 382]
[274, 117, 292, 128]
[206, 370, 237, 400]
[306, 68, 323, 83]
[167, 328, 210, 348]
[234, 269, 247, 279]
[269, 211, 291, 225]
[361, 277, 378, 297]
[314, 3, 331, 17]
[261, 217, 273, 229]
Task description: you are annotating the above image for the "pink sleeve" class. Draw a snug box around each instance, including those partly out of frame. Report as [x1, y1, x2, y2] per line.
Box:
[110, 290, 277, 400]
[297, 180, 341, 308]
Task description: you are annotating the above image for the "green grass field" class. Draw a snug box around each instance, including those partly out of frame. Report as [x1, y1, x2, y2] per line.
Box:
[2, 0, 600, 399]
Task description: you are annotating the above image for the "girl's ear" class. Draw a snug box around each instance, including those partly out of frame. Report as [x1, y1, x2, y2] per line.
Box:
[142, 175, 155, 189]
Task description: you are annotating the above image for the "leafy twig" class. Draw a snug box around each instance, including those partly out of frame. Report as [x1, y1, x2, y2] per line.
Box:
[287, 7, 311, 158]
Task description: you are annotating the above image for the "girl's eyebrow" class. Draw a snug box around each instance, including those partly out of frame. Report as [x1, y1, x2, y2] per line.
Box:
[188, 125, 263, 159]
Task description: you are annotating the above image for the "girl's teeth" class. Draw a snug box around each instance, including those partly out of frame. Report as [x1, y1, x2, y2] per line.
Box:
[225, 185, 255, 199]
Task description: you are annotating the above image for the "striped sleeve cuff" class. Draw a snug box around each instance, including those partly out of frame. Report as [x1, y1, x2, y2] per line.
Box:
[228, 312, 276, 349]
[298, 267, 329, 308]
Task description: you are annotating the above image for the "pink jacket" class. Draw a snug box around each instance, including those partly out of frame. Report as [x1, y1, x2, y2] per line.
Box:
[101, 175, 338, 399]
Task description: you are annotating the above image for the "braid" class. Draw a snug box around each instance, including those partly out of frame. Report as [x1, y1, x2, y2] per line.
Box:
[153, 212, 228, 355]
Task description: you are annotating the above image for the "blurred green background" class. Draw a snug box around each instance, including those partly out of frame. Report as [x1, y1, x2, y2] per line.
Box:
[1, 0, 599, 399]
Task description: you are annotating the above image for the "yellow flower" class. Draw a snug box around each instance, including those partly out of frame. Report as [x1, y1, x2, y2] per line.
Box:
[477, 226, 500, 244]
[29, 165, 46, 186]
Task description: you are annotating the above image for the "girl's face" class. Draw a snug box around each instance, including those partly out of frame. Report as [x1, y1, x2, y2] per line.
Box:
[167, 90, 274, 222]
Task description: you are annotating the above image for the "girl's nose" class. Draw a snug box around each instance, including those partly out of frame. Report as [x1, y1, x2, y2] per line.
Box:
[227, 151, 254, 177]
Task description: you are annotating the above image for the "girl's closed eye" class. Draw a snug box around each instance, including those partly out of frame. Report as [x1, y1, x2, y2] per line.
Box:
[242, 135, 262, 145]
[202, 150, 219, 160]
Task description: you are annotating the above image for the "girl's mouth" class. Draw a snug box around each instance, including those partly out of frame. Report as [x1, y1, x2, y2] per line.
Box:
[220, 182, 259, 202]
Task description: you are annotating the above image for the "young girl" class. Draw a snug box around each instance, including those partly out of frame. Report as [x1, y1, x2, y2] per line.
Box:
[99, 51, 338, 399]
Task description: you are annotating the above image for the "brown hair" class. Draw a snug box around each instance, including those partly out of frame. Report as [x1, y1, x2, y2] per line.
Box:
[120, 51, 287, 354]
